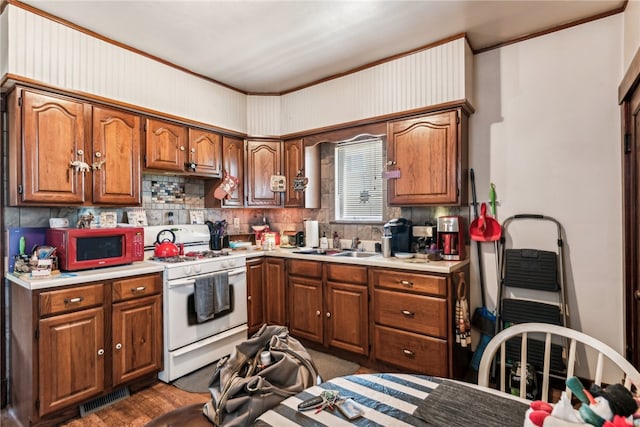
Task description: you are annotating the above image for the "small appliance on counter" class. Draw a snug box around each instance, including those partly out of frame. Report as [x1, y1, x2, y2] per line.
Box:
[437, 216, 466, 261]
[412, 225, 438, 252]
[383, 218, 412, 255]
[304, 220, 319, 248]
[281, 231, 300, 248]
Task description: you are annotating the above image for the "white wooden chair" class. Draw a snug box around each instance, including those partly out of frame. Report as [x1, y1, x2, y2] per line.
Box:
[477, 322, 640, 402]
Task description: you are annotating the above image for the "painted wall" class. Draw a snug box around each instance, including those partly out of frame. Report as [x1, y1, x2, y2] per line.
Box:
[471, 15, 624, 361]
[280, 37, 471, 135]
[624, 0, 640, 70]
[3, 5, 248, 132]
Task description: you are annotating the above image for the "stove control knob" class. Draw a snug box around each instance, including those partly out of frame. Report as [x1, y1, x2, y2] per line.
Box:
[194, 264, 202, 274]
[184, 265, 193, 276]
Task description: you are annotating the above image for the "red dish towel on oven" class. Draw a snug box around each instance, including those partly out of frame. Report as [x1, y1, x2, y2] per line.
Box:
[194, 272, 230, 323]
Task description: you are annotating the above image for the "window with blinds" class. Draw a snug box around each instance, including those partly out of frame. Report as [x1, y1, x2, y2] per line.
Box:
[335, 138, 383, 222]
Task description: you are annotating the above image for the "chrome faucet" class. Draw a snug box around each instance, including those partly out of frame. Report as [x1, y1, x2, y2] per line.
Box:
[351, 237, 362, 251]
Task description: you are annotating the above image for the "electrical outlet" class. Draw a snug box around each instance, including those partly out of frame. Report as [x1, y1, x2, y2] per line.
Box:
[233, 217, 240, 228]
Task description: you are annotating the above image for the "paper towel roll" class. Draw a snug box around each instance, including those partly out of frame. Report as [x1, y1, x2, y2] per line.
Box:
[304, 220, 319, 248]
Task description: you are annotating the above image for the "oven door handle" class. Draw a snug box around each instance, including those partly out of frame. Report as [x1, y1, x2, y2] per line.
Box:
[167, 268, 246, 289]
[168, 278, 196, 289]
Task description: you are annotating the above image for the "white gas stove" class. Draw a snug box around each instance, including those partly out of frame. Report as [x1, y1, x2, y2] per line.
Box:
[144, 224, 248, 383]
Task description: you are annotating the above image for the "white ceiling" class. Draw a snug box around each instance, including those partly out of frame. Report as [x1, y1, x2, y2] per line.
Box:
[19, 0, 625, 94]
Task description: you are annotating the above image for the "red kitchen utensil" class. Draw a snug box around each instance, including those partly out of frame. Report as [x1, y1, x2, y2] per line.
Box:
[470, 203, 502, 242]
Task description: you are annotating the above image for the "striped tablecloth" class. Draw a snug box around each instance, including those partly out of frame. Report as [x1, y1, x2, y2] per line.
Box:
[254, 373, 440, 427]
[254, 373, 530, 427]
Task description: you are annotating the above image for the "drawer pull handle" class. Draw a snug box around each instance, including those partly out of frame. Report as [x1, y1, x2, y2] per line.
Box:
[400, 280, 413, 287]
[64, 297, 84, 304]
[402, 349, 415, 357]
[131, 286, 146, 293]
[401, 310, 415, 317]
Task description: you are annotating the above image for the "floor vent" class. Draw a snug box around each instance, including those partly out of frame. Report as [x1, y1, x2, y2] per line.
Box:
[79, 387, 130, 417]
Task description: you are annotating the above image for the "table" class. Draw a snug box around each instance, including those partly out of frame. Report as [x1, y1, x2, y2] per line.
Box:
[254, 373, 530, 427]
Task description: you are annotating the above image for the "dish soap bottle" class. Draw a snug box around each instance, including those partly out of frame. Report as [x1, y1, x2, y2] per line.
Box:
[320, 232, 329, 249]
[333, 231, 341, 249]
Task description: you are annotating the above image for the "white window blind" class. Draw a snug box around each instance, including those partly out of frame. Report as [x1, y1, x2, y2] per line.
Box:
[335, 138, 383, 222]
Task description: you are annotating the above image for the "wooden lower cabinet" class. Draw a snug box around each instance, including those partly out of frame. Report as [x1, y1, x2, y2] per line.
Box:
[10, 273, 162, 426]
[370, 267, 469, 377]
[373, 325, 448, 376]
[288, 260, 369, 356]
[264, 258, 286, 326]
[246, 258, 266, 335]
[288, 260, 323, 343]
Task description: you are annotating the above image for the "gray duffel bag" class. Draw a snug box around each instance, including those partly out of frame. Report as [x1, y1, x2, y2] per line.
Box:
[203, 324, 320, 426]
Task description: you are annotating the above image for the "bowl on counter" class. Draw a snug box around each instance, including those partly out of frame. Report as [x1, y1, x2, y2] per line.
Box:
[394, 252, 414, 259]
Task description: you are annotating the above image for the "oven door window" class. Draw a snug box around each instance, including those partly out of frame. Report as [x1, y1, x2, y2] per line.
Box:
[76, 235, 123, 261]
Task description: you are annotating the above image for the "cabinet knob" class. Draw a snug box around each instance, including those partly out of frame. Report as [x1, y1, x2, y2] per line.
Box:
[401, 310, 415, 317]
[402, 348, 415, 357]
[97, 348, 105, 356]
[115, 343, 122, 350]
[400, 280, 413, 287]
[247, 295, 252, 301]
[326, 312, 331, 318]
[315, 310, 321, 317]
[94, 151, 102, 158]
[635, 290, 640, 301]
[180, 146, 185, 151]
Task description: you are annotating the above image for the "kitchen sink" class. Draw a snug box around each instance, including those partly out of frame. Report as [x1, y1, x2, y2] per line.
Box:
[331, 251, 379, 258]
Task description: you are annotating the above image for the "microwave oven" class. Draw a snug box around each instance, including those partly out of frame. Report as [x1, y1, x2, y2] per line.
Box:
[46, 227, 145, 271]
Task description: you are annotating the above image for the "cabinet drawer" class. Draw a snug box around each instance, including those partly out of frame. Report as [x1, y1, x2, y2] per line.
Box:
[374, 289, 447, 338]
[371, 269, 447, 296]
[374, 325, 448, 376]
[326, 263, 367, 284]
[39, 284, 104, 316]
[112, 274, 162, 302]
[288, 259, 322, 278]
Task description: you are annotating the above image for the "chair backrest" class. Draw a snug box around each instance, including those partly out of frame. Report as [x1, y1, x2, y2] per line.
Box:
[477, 322, 640, 402]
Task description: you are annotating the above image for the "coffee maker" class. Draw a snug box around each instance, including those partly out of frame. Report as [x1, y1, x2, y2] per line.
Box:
[383, 218, 412, 255]
[437, 216, 466, 261]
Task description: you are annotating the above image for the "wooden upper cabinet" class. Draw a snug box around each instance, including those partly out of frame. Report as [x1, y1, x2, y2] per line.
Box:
[11, 88, 87, 205]
[283, 139, 304, 207]
[92, 106, 142, 205]
[188, 128, 222, 177]
[220, 135, 245, 207]
[145, 118, 187, 172]
[387, 109, 468, 205]
[246, 139, 282, 207]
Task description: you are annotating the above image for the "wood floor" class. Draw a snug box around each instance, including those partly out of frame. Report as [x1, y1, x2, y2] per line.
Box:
[1, 367, 376, 426]
[0, 382, 210, 427]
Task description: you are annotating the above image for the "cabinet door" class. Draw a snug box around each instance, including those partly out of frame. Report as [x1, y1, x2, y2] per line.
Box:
[38, 307, 104, 416]
[19, 89, 87, 204]
[246, 258, 265, 335]
[387, 110, 459, 205]
[112, 295, 162, 386]
[220, 135, 245, 207]
[188, 128, 222, 177]
[145, 118, 187, 172]
[264, 258, 286, 326]
[326, 282, 369, 355]
[283, 139, 304, 207]
[289, 275, 323, 344]
[246, 140, 282, 207]
[92, 106, 142, 205]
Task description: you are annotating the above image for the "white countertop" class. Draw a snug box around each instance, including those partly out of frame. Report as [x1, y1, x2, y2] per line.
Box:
[5, 261, 165, 290]
[244, 247, 468, 274]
